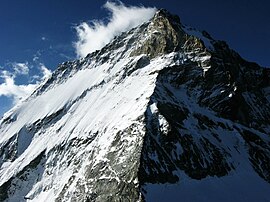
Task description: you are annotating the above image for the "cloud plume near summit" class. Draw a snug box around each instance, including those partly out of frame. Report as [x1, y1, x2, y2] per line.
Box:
[74, 1, 156, 57]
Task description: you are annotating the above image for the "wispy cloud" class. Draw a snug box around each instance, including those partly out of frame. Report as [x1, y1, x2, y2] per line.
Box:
[33, 50, 42, 62]
[74, 1, 156, 57]
[12, 62, 29, 75]
[40, 63, 52, 80]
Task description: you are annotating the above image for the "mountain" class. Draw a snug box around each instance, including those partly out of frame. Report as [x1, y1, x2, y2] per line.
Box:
[0, 9, 270, 202]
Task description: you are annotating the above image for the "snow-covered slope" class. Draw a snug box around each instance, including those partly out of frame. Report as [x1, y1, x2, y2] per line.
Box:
[0, 9, 270, 202]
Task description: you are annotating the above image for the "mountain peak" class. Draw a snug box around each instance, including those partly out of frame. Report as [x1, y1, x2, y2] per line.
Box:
[130, 9, 186, 58]
[0, 8, 270, 202]
[154, 8, 181, 25]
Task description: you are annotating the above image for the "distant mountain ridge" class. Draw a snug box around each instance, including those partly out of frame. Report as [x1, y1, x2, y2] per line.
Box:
[0, 9, 270, 202]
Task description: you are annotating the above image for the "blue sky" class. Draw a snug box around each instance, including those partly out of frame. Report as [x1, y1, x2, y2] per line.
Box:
[0, 0, 269, 117]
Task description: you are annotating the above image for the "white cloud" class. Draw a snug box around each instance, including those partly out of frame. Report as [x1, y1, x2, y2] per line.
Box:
[0, 71, 36, 104]
[74, 1, 156, 57]
[0, 63, 52, 105]
[13, 62, 29, 75]
[0, 51, 53, 107]
[40, 63, 52, 80]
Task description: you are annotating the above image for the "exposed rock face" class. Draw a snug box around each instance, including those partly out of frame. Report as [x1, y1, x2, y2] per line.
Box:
[0, 9, 270, 202]
[131, 9, 183, 58]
